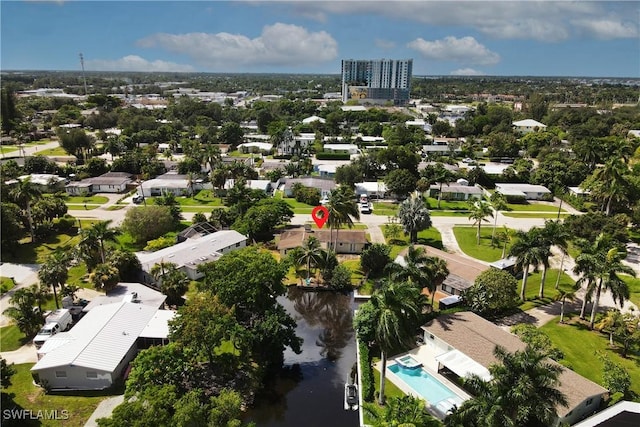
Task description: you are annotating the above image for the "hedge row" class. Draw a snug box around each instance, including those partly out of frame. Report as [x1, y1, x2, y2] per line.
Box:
[359, 340, 375, 402]
[316, 152, 351, 160]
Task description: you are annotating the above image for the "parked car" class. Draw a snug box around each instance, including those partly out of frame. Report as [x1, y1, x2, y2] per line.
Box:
[359, 202, 371, 214]
[33, 309, 72, 348]
[132, 195, 144, 204]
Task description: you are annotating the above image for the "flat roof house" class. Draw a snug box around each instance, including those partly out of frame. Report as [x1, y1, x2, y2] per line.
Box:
[139, 173, 193, 197]
[421, 312, 607, 426]
[495, 183, 551, 201]
[136, 230, 248, 282]
[428, 182, 483, 201]
[512, 119, 547, 134]
[281, 177, 337, 198]
[66, 172, 132, 195]
[31, 301, 174, 391]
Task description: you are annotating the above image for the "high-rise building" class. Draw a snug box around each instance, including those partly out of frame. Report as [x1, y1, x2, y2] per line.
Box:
[341, 59, 413, 105]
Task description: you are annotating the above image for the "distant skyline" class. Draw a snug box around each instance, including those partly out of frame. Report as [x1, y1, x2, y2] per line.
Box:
[1, 1, 639, 77]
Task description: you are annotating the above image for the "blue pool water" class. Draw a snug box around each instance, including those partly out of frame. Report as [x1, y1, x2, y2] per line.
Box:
[388, 363, 458, 405]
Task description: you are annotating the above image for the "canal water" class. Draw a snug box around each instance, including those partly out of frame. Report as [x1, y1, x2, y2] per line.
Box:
[244, 287, 360, 427]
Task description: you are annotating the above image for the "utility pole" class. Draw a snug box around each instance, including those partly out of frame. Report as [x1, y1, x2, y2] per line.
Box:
[79, 53, 88, 95]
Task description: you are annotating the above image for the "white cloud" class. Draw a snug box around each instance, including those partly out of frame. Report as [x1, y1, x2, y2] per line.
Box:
[137, 23, 337, 68]
[450, 68, 485, 76]
[408, 36, 500, 65]
[285, 1, 635, 42]
[572, 19, 638, 39]
[374, 38, 395, 49]
[85, 55, 194, 72]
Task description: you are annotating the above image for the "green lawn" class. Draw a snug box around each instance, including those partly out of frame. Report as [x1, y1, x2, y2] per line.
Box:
[430, 211, 471, 217]
[372, 202, 399, 216]
[280, 197, 316, 214]
[66, 204, 100, 210]
[506, 202, 564, 212]
[2, 363, 119, 427]
[0, 325, 29, 352]
[148, 190, 224, 207]
[363, 360, 410, 425]
[453, 225, 511, 262]
[36, 146, 69, 156]
[62, 195, 109, 204]
[426, 197, 471, 211]
[0, 145, 18, 154]
[382, 225, 443, 250]
[518, 269, 576, 311]
[541, 318, 640, 396]
[622, 274, 640, 308]
[502, 212, 571, 219]
[1, 276, 16, 294]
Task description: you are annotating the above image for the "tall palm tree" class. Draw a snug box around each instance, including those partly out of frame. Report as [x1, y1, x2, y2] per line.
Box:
[589, 247, 635, 329]
[489, 192, 508, 244]
[371, 280, 427, 405]
[509, 228, 546, 301]
[595, 309, 623, 346]
[88, 220, 120, 264]
[397, 192, 432, 244]
[386, 245, 433, 289]
[495, 225, 514, 259]
[426, 256, 449, 307]
[468, 200, 494, 245]
[9, 177, 41, 243]
[38, 250, 71, 309]
[539, 220, 569, 297]
[297, 236, 325, 281]
[150, 261, 179, 283]
[446, 345, 567, 427]
[326, 186, 360, 250]
[432, 163, 455, 209]
[587, 158, 630, 215]
[89, 263, 121, 293]
[555, 288, 577, 324]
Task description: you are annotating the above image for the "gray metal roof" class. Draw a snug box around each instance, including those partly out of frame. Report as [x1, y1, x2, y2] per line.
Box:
[136, 230, 247, 272]
[82, 283, 166, 313]
[32, 301, 160, 372]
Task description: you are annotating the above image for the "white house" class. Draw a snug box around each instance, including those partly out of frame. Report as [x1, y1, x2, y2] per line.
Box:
[281, 177, 336, 199]
[139, 173, 198, 197]
[66, 172, 132, 195]
[422, 312, 608, 426]
[317, 164, 338, 178]
[17, 174, 66, 192]
[237, 142, 273, 153]
[429, 183, 483, 201]
[323, 143, 359, 154]
[354, 182, 387, 199]
[512, 119, 547, 134]
[224, 179, 272, 193]
[31, 301, 174, 390]
[136, 230, 248, 282]
[302, 115, 326, 124]
[495, 183, 552, 200]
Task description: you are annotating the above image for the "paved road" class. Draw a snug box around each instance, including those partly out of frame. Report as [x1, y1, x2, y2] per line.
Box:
[84, 395, 125, 427]
[0, 264, 41, 327]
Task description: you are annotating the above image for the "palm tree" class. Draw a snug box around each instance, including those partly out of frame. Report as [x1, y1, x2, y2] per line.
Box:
[468, 200, 493, 245]
[150, 261, 178, 283]
[555, 288, 576, 324]
[38, 250, 71, 309]
[432, 163, 455, 209]
[160, 267, 190, 306]
[446, 345, 567, 427]
[539, 220, 570, 297]
[585, 158, 630, 215]
[326, 186, 359, 250]
[595, 309, 623, 346]
[88, 220, 120, 264]
[3, 288, 44, 337]
[509, 228, 546, 301]
[371, 281, 427, 405]
[489, 192, 508, 244]
[495, 226, 514, 259]
[9, 177, 41, 243]
[589, 247, 635, 329]
[426, 256, 449, 307]
[31, 284, 50, 313]
[89, 263, 120, 293]
[397, 192, 432, 244]
[297, 236, 325, 282]
[386, 245, 433, 289]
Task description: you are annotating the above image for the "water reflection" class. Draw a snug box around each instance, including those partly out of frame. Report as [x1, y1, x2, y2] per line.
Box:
[245, 288, 359, 426]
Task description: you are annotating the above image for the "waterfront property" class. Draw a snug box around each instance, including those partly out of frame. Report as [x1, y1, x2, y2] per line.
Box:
[420, 312, 608, 426]
[278, 227, 368, 255]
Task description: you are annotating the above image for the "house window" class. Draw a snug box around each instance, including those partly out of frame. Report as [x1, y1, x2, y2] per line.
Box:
[235, 242, 240, 247]
[55, 371, 67, 378]
[86, 371, 98, 379]
[586, 398, 593, 406]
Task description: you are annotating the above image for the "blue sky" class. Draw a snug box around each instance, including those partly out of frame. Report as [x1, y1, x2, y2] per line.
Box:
[1, 1, 639, 77]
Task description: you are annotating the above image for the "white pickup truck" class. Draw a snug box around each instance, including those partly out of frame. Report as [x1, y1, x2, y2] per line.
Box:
[33, 309, 72, 349]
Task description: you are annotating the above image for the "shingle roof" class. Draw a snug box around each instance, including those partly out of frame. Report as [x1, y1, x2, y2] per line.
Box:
[32, 302, 160, 372]
[423, 312, 607, 415]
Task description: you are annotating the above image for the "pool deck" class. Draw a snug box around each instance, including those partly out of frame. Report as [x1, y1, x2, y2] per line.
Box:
[375, 344, 471, 419]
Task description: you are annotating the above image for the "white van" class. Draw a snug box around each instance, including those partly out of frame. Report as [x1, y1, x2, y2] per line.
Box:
[33, 309, 72, 349]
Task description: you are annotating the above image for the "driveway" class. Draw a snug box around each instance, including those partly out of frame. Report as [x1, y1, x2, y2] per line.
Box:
[0, 343, 37, 364]
[0, 263, 41, 327]
[84, 395, 125, 427]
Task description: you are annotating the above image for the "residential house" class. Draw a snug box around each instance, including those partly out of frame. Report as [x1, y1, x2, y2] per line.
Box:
[136, 230, 248, 282]
[573, 401, 640, 427]
[354, 182, 387, 199]
[15, 174, 66, 192]
[81, 282, 166, 314]
[302, 115, 326, 124]
[323, 143, 359, 154]
[495, 183, 552, 201]
[278, 227, 368, 255]
[395, 246, 488, 296]
[139, 173, 195, 197]
[31, 301, 175, 390]
[512, 119, 547, 134]
[428, 182, 483, 201]
[66, 172, 132, 195]
[281, 177, 337, 199]
[224, 179, 272, 193]
[421, 312, 607, 426]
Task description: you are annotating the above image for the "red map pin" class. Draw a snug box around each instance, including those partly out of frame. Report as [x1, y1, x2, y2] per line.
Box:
[311, 205, 329, 229]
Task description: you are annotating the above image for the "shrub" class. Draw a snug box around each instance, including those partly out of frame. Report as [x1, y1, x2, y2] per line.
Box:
[144, 235, 176, 252]
[329, 264, 352, 291]
[598, 352, 631, 397]
[360, 244, 392, 278]
[511, 324, 564, 360]
[55, 214, 77, 232]
[121, 205, 176, 244]
[464, 268, 519, 316]
[359, 340, 375, 402]
[291, 183, 320, 206]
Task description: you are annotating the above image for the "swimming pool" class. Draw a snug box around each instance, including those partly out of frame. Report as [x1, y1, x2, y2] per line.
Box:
[388, 363, 463, 408]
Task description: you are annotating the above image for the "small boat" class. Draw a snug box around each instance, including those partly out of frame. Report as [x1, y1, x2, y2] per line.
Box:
[344, 383, 358, 411]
